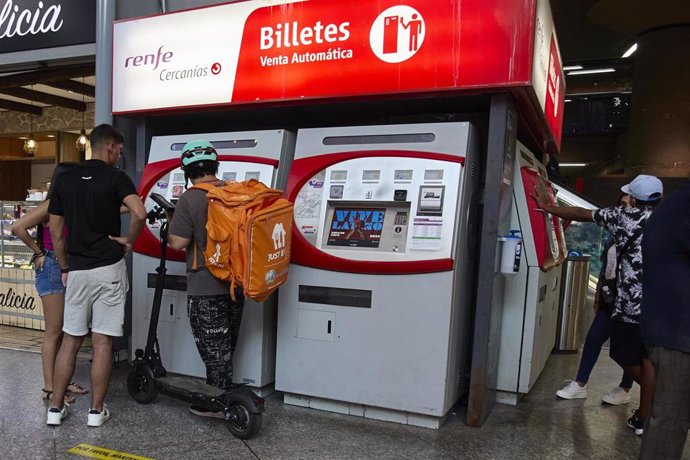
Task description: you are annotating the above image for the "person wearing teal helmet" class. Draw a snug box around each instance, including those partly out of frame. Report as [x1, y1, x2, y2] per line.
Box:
[167, 139, 245, 419]
[180, 140, 219, 186]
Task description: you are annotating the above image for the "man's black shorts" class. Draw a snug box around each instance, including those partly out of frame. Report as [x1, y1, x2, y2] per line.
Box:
[609, 320, 648, 366]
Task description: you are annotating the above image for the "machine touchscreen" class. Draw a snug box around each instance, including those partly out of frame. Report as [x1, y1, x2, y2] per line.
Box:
[326, 207, 385, 248]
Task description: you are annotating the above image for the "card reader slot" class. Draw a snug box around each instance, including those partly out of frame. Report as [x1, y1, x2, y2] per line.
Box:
[322, 133, 436, 145]
[299, 285, 372, 308]
[147, 273, 188, 292]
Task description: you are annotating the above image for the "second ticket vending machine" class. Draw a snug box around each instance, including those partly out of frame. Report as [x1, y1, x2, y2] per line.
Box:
[276, 122, 480, 428]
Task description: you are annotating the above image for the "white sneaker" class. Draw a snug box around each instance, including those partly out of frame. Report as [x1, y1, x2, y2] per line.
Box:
[47, 406, 68, 426]
[87, 405, 111, 427]
[556, 381, 587, 399]
[602, 386, 631, 405]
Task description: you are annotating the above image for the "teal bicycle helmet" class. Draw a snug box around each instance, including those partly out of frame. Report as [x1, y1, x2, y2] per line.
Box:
[180, 140, 218, 167]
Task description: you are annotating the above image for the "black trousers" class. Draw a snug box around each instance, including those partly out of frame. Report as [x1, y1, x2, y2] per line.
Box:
[187, 292, 244, 390]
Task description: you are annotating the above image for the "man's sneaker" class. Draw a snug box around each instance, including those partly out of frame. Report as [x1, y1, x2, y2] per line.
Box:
[47, 406, 68, 426]
[87, 406, 111, 427]
[627, 412, 645, 436]
[189, 405, 225, 419]
[556, 381, 587, 400]
[602, 386, 632, 405]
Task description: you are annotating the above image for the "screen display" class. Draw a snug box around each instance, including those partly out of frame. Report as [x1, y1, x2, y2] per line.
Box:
[327, 207, 385, 248]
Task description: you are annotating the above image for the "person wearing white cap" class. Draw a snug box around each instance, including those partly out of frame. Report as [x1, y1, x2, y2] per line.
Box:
[533, 174, 663, 436]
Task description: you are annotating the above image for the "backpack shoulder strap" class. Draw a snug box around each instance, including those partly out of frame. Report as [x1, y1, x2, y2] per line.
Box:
[186, 181, 225, 270]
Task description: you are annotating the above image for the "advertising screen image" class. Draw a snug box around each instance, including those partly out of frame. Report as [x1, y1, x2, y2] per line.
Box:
[327, 208, 386, 248]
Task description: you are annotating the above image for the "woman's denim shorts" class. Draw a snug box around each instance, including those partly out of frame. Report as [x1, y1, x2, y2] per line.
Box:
[34, 251, 66, 297]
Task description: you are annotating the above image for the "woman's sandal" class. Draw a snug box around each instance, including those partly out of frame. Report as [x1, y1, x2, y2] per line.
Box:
[41, 388, 76, 405]
[66, 382, 89, 395]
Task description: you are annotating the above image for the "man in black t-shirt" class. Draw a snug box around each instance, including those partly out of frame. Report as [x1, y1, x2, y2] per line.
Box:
[46, 124, 146, 427]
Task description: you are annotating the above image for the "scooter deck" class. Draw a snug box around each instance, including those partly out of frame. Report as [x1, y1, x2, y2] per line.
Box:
[158, 376, 226, 397]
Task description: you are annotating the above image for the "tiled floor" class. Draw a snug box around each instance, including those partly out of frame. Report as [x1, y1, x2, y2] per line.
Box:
[1, 325, 689, 460]
[0, 324, 93, 359]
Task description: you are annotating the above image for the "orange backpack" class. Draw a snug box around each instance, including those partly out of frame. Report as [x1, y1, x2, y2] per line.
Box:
[191, 179, 293, 301]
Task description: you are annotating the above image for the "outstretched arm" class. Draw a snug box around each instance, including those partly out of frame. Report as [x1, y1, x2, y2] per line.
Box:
[532, 184, 594, 222]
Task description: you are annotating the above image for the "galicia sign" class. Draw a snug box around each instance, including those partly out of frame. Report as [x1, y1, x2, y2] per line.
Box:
[0, 0, 96, 53]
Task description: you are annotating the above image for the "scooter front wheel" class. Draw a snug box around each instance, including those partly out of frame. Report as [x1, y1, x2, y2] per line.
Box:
[127, 366, 158, 404]
[225, 402, 262, 439]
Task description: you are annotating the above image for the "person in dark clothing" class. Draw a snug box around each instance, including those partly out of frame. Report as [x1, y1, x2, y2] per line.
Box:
[640, 181, 690, 459]
[534, 174, 662, 435]
[167, 140, 245, 419]
[46, 124, 146, 427]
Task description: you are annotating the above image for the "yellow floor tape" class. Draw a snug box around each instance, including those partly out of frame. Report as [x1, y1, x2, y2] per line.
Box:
[67, 443, 153, 460]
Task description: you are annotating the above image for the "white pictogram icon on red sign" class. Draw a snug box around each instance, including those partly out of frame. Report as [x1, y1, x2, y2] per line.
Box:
[370, 6, 425, 63]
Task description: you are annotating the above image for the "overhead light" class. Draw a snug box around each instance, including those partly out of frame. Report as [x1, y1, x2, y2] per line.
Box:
[563, 65, 583, 71]
[23, 137, 37, 156]
[46, 134, 55, 138]
[564, 99, 573, 102]
[23, 84, 37, 157]
[76, 129, 88, 151]
[560, 162, 588, 167]
[76, 76, 88, 152]
[567, 68, 615, 76]
[622, 43, 637, 58]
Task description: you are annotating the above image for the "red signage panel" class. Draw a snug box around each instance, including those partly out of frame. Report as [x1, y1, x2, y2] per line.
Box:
[231, 0, 534, 102]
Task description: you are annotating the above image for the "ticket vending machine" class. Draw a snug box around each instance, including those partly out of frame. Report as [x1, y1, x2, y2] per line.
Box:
[131, 130, 295, 392]
[275, 122, 480, 428]
[496, 142, 567, 404]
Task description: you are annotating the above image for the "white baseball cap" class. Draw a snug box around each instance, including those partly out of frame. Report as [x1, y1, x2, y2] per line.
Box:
[621, 174, 663, 202]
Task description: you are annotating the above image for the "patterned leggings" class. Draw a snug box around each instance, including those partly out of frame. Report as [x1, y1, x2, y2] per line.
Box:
[188, 292, 244, 390]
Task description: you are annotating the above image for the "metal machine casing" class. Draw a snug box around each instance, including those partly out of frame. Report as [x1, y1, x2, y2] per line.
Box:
[131, 130, 295, 390]
[496, 142, 567, 404]
[275, 122, 480, 427]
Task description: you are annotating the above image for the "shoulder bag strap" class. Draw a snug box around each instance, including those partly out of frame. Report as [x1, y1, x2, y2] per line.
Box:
[616, 222, 646, 264]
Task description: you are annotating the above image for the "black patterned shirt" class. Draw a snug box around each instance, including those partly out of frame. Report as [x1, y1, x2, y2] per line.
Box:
[592, 206, 653, 324]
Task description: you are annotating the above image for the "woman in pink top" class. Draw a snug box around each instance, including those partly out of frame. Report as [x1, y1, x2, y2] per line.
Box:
[11, 163, 87, 405]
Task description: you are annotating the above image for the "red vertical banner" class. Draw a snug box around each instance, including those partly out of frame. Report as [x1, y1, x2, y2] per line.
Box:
[544, 34, 565, 148]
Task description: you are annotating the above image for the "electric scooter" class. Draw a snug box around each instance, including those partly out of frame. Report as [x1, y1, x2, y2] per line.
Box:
[127, 193, 264, 439]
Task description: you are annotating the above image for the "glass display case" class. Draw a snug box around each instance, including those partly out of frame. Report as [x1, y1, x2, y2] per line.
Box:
[1, 200, 40, 269]
[0, 200, 45, 331]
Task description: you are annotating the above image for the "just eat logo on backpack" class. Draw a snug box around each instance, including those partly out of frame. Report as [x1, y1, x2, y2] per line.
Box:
[192, 179, 293, 302]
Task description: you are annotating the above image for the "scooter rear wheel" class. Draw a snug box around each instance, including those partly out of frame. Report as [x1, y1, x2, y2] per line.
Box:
[225, 402, 262, 439]
[127, 367, 158, 404]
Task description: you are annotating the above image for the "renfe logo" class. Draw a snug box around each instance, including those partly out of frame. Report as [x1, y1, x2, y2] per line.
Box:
[0, 0, 63, 38]
[125, 45, 173, 70]
[369, 5, 425, 63]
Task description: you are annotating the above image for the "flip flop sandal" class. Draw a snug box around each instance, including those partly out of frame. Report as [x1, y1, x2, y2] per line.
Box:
[64, 392, 76, 405]
[66, 382, 89, 395]
[41, 389, 75, 405]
